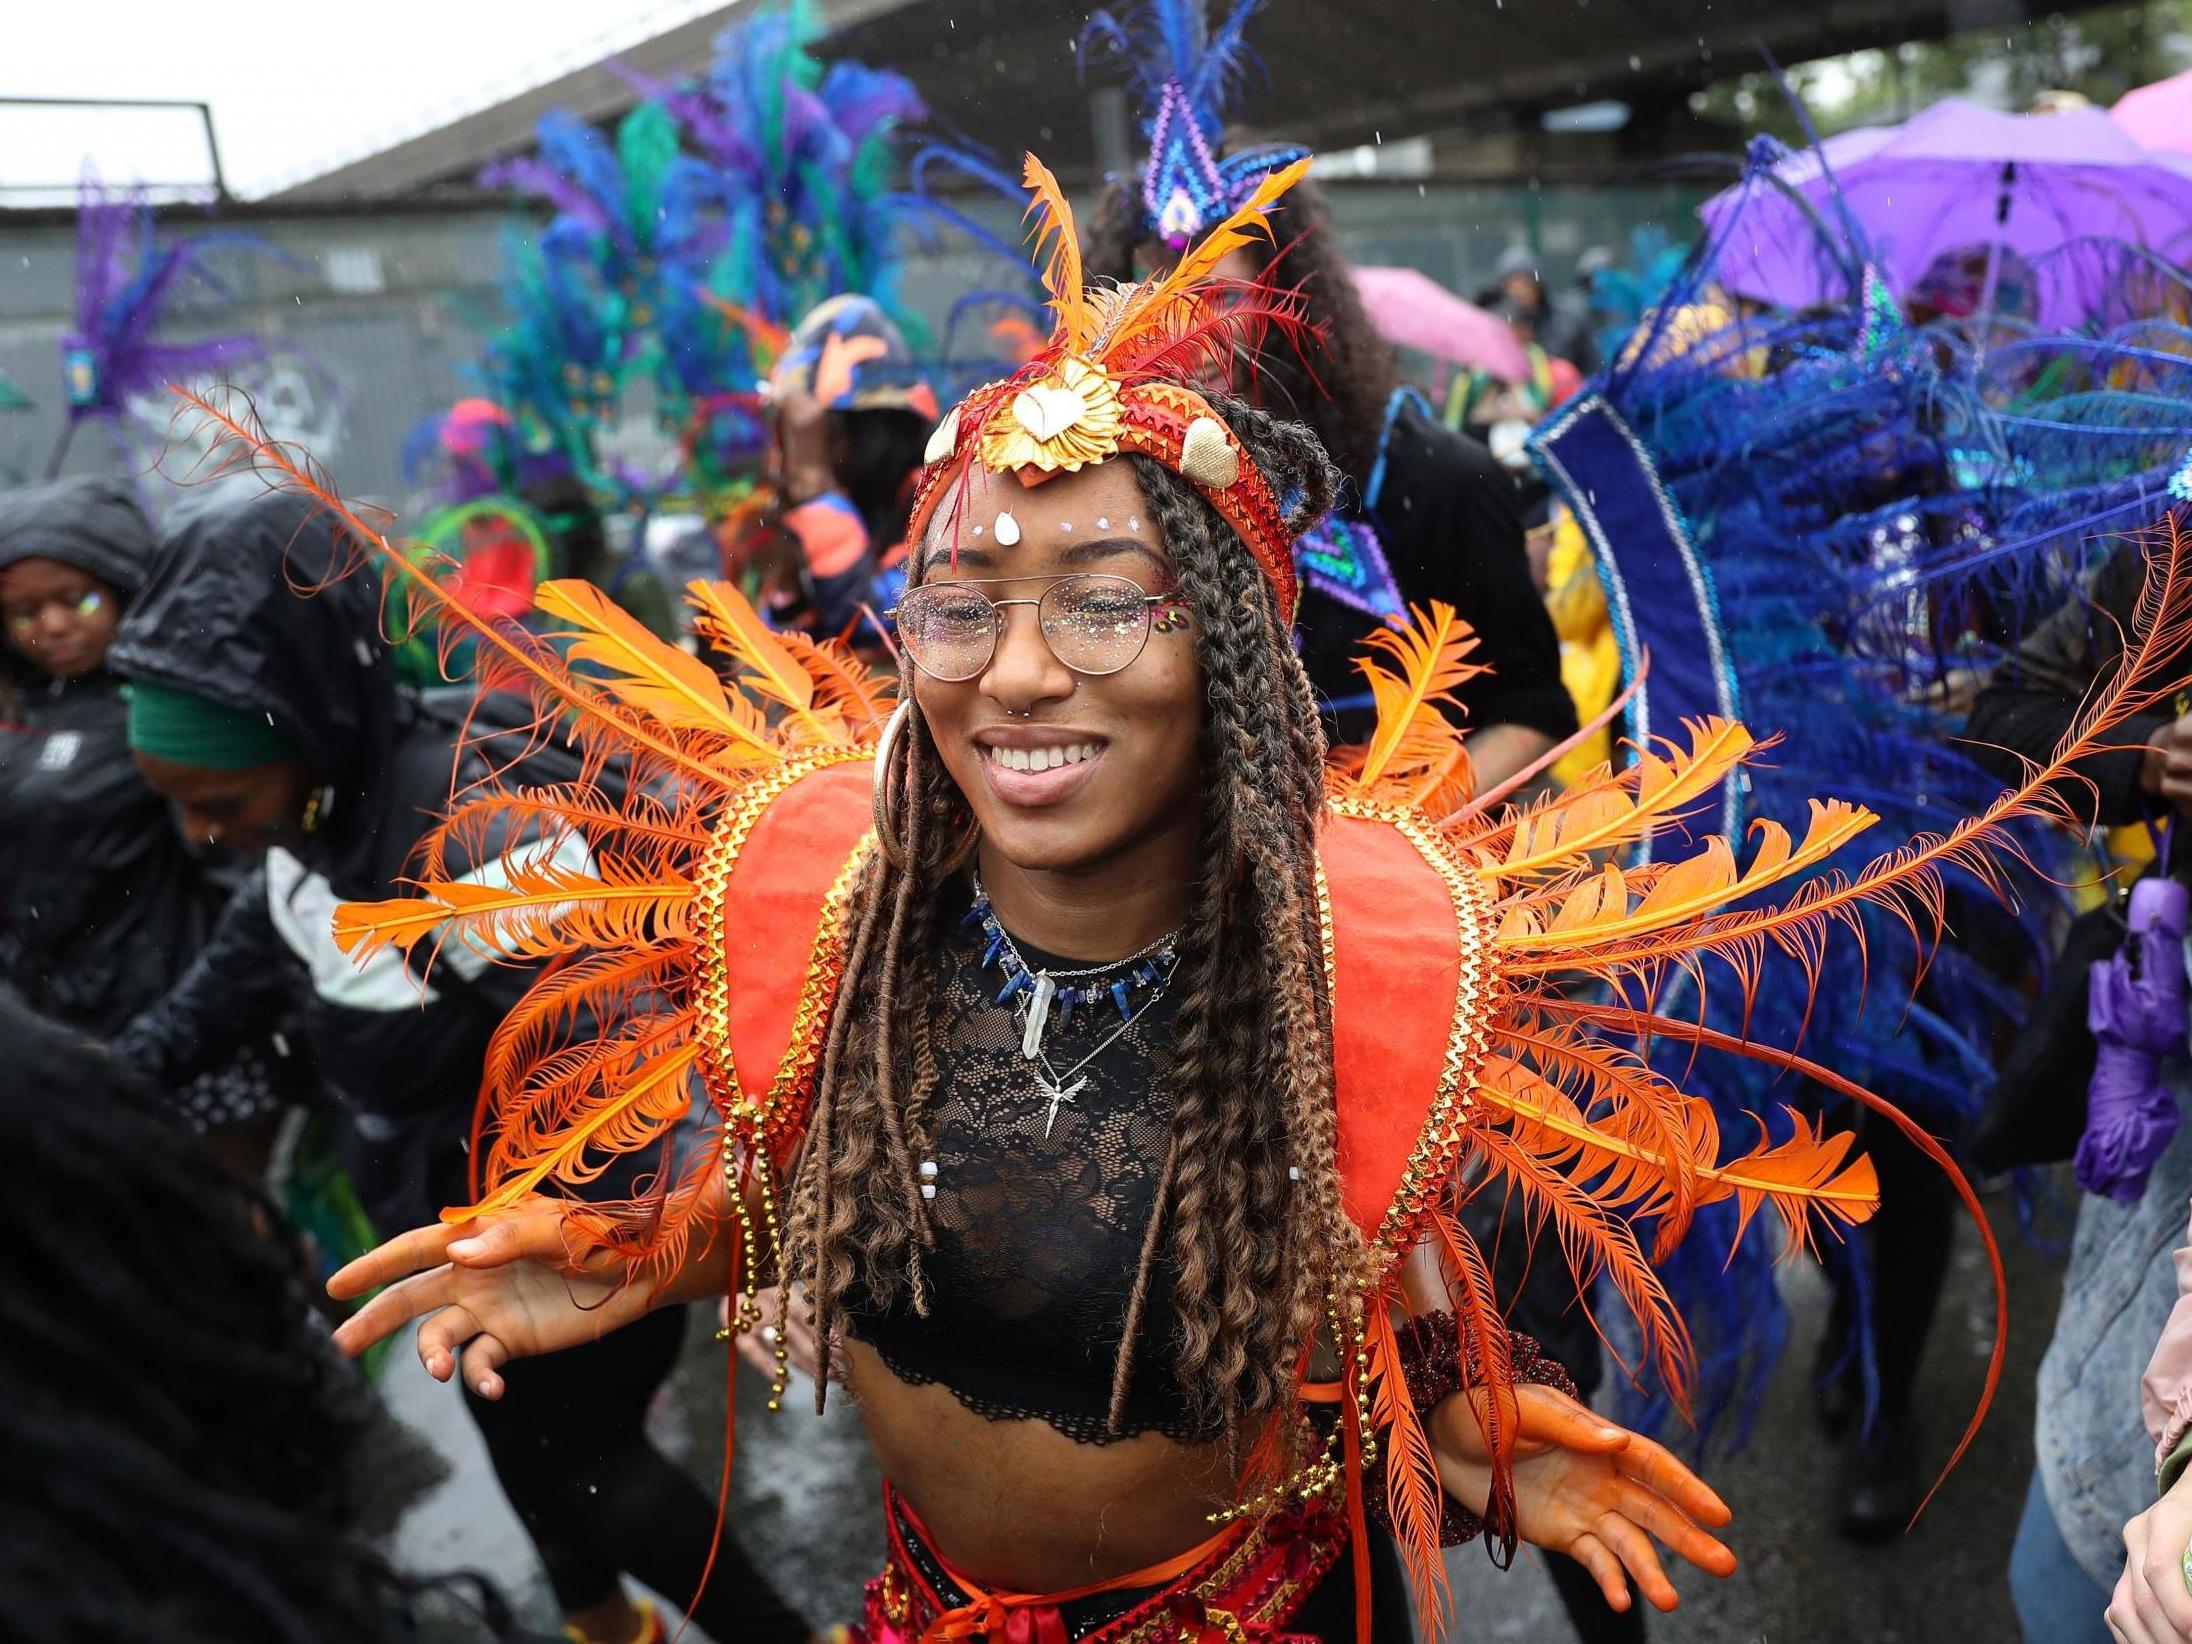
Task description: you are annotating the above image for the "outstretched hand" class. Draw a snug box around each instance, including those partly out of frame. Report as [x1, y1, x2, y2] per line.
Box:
[1430, 1383, 1737, 1614]
[2110, 1467, 2192, 1643]
[328, 1198, 655, 1399]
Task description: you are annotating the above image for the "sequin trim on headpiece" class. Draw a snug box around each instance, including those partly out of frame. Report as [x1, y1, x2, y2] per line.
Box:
[1083, 0, 1312, 252]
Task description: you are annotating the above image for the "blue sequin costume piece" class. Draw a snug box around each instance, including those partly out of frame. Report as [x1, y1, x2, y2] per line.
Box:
[1292, 512, 1406, 627]
[1528, 147, 2152, 1448]
[1081, 0, 1311, 251]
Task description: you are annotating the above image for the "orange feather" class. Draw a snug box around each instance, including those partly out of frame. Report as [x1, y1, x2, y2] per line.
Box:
[770, 627, 898, 729]
[332, 861, 691, 967]
[680, 578, 890, 746]
[463, 1038, 701, 1214]
[1495, 800, 1879, 956]
[1486, 716, 1756, 877]
[534, 580, 776, 757]
[1364, 1304, 1449, 1631]
[1474, 1055, 1878, 1238]
[1327, 600, 1484, 806]
[1018, 154, 1091, 354]
[1425, 1204, 1520, 1541]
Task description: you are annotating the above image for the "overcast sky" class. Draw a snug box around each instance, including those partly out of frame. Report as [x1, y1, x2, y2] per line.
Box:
[0, 0, 731, 201]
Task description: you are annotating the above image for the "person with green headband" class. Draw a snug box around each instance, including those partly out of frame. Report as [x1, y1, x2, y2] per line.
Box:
[126, 677, 316, 851]
[104, 485, 812, 1644]
[0, 476, 307, 1159]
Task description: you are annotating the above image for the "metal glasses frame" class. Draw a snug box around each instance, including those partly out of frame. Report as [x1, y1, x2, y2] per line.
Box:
[887, 573, 1191, 680]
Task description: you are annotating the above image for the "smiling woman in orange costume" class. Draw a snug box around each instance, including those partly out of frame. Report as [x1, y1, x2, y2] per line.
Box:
[267, 156, 2103, 1642]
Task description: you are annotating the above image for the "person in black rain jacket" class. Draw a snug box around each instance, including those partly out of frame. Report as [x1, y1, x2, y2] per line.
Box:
[0, 477, 303, 1154]
[105, 485, 809, 1644]
[105, 485, 565, 1230]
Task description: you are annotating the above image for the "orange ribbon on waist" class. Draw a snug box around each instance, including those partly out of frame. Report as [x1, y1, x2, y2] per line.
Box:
[895, 1489, 1245, 1644]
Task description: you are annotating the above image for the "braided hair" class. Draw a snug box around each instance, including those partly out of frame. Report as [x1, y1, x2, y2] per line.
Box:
[0, 992, 518, 1644]
[788, 395, 1361, 1475]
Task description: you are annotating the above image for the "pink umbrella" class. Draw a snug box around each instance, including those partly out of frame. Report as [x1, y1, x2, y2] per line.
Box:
[2116, 69, 2192, 156]
[1350, 265, 1530, 383]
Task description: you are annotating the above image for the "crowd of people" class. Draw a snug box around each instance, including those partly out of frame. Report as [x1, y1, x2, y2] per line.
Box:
[12, 6, 2192, 1644]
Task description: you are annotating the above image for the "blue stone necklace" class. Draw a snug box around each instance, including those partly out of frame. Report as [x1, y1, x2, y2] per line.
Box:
[966, 874, 1182, 1137]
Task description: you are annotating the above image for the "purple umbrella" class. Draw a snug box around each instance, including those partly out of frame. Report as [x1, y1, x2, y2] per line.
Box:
[1699, 98, 2192, 325]
[2077, 875, 2189, 1204]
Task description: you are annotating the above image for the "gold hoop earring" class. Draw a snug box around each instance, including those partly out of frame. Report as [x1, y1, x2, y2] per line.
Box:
[871, 700, 914, 869]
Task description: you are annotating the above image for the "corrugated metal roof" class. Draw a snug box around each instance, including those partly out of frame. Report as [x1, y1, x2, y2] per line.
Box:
[262, 0, 2119, 203]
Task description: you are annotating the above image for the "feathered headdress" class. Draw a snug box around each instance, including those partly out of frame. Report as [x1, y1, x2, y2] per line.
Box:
[480, 101, 725, 452]
[51, 175, 286, 485]
[672, 2, 924, 327]
[1533, 140, 2191, 1440]
[164, 153, 2192, 1636]
[1082, 0, 1311, 251]
[60, 177, 270, 427]
[906, 153, 1313, 621]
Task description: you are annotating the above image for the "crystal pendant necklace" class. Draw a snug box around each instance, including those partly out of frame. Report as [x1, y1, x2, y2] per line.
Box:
[967, 873, 1182, 1136]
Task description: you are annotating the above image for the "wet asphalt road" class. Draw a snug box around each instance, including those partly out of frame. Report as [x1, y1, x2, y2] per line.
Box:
[381, 1180, 2058, 1643]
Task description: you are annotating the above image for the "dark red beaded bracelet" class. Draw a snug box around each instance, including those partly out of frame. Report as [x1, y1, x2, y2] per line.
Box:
[1362, 1315, 1582, 1547]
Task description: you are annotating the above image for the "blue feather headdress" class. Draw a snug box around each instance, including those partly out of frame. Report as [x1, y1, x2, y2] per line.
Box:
[1528, 144, 2145, 1445]
[1081, 0, 1310, 251]
[471, 0, 1047, 507]
[661, 2, 924, 348]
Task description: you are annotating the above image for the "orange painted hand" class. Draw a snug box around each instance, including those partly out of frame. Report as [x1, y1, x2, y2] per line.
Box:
[1430, 1383, 1737, 1614]
[327, 1197, 656, 1400]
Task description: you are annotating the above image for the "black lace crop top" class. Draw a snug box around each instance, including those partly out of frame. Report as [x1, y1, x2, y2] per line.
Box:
[845, 889, 1213, 1445]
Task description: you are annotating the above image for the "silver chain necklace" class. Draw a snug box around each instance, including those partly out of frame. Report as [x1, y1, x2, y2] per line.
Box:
[1022, 989, 1171, 1138]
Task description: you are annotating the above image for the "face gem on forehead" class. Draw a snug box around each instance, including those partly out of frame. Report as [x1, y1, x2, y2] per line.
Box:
[972, 524, 985, 537]
[1097, 517, 1111, 529]
[1128, 517, 1141, 532]
[994, 510, 1022, 546]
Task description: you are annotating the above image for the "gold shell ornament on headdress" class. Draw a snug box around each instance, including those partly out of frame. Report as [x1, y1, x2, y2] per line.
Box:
[980, 354, 1126, 473]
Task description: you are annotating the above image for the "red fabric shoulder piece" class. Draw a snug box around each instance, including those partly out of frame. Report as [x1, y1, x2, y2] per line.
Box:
[1323, 805, 1499, 1263]
[700, 755, 875, 1165]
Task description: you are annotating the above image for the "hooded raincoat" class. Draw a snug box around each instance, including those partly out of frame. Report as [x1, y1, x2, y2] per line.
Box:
[0, 478, 301, 1128]
[106, 488, 594, 1229]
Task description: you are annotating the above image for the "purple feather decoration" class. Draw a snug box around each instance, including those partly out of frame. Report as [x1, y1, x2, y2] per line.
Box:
[62, 177, 270, 424]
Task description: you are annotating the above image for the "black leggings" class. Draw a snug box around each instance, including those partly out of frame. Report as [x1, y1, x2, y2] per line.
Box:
[463, 1306, 809, 1643]
[1826, 1099, 1959, 1418]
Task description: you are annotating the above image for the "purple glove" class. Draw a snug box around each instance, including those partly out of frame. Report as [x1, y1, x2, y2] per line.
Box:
[2078, 877, 2190, 1202]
